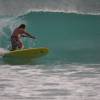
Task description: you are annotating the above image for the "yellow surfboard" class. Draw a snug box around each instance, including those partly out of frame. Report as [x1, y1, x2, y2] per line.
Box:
[3, 48, 48, 59]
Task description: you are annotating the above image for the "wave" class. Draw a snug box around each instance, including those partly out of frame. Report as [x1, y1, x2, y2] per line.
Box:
[25, 9, 100, 16]
[11, 10, 100, 19]
[0, 11, 100, 63]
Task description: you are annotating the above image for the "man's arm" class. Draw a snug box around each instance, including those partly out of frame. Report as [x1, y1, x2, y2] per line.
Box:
[22, 30, 36, 39]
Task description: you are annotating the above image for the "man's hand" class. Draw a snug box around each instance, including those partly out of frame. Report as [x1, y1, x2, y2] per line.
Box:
[29, 35, 36, 39]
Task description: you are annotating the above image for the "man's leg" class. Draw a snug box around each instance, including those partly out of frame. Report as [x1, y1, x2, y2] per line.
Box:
[11, 37, 17, 50]
[18, 41, 24, 49]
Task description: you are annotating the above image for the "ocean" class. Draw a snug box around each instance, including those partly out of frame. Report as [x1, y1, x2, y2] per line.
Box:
[0, 0, 100, 100]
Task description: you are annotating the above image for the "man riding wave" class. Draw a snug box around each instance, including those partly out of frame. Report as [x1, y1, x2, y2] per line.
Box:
[11, 24, 36, 51]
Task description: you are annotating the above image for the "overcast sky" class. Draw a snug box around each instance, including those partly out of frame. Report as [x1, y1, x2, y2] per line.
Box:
[0, 0, 100, 16]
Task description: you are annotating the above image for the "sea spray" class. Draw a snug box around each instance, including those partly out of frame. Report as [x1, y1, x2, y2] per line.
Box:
[0, 48, 9, 56]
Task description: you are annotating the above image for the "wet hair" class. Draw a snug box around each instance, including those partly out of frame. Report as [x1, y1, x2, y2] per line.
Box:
[18, 24, 26, 29]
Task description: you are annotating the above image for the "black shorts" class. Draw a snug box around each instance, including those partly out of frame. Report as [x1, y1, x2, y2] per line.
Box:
[11, 36, 22, 50]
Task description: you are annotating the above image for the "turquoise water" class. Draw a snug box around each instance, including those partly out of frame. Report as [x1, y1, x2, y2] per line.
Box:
[0, 11, 100, 64]
[0, 2, 100, 99]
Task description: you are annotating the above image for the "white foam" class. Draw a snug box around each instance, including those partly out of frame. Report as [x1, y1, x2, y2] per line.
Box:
[16, 9, 100, 19]
[0, 48, 9, 56]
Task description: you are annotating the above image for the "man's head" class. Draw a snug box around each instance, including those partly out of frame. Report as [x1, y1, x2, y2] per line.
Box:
[18, 24, 26, 29]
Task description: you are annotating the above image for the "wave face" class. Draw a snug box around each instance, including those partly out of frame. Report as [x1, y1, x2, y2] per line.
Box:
[0, 11, 100, 64]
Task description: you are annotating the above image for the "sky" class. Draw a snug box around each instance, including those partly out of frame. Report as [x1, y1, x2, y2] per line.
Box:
[0, 0, 100, 16]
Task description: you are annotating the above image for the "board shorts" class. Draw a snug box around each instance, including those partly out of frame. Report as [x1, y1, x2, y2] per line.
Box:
[11, 36, 23, 50]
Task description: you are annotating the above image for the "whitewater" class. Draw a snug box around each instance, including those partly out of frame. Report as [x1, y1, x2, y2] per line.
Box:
[0, 0, 100, 100]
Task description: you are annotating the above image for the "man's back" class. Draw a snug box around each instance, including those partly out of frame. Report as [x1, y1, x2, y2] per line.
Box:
[11, 28, 26, 38]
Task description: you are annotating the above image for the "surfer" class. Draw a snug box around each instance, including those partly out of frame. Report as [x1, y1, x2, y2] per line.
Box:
[11, 24, 36, 50]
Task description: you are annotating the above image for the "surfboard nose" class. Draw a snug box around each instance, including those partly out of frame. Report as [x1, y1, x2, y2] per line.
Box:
[40, 48, 48, 54]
